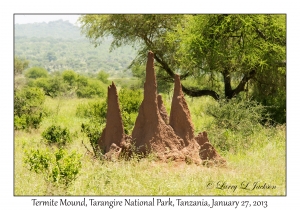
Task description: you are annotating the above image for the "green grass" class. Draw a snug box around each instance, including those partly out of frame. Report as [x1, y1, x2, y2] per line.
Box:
[14, 95, 286, 196]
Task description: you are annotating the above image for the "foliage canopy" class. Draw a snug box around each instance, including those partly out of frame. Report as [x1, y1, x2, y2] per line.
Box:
[79, 14, 286, 123]
[25, 67, 49, 79]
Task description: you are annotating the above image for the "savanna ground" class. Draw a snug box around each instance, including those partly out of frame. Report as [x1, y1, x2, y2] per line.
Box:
[14, 85, 286, 196]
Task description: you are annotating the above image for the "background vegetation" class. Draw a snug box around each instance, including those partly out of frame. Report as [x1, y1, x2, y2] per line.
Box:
[80, 14, 286, 124]
[14, 15, 286, 195]
[15, 20, 137, 77]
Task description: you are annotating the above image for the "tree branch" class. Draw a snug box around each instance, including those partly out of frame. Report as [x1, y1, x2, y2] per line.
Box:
[181, 85, 220, 100]
[153, 54, 175, 76]
[231, 70, 256, 97]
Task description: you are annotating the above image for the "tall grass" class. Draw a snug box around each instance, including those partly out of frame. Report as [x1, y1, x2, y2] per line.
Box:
[14, 92, 286, 196]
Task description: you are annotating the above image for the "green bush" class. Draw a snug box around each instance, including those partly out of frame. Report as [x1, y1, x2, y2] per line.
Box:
[76, 100, 107, 156]
[24, 148, 82, 187]
[62, 70, 78, 87]
[118, 88, 142, 134]
[29, 76, 68, 97]
[24, 149, 51, 173]
[76, 100, 107, 122]
[76, 79, 106, 98]
[119, 88, 142, 114]
[25, 67, 48, 79]
[81, 121, 104, 157]
[121, 111, 138, 135]
[14, 87, 45, 130]
[97, 70, 109, 83]
[206, 98, 269, 132]
[253, 87, 286, 124]
[77, 100, 107, 156]
[205, 98, 270, 153]
[76, 75, 88, 88]
[51, 149, 82, 186]
[42, 125, 72, 146]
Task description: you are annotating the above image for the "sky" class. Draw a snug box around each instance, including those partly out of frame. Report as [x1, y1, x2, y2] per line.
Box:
[14, 14, 81, 25]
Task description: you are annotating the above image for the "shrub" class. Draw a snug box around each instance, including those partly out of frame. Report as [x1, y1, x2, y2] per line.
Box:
[119, 88, 143, 114]
[42, 125, 72, 146]
[62, 70, 78, 86]
[118, 88, 142, 134]
[253, 87, 286, 124]
[76, 75, 88, 88]
[14, 87, 45, 130]
[77, 101, 106, 156]
[76, 100, 107, 122]
[97, 70, 109, 84]
[76, 79, 105, 98]
[32, 77, 50, 91]
[25, 67, 48, 79]
[76, 86, 96, 98]
[206, 98, 269, 133]
[51, 149, 82, 186]
[24, 148, 82, 187]
[205, 98, 270, 152]
[120, 111, 137, 135]
[29, 76, 68, 97]
[24, 149, 51, 173]
[81, 121, 104, 157]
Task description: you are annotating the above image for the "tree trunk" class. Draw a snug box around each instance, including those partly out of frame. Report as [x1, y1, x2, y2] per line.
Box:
[222, 68, 233, 99]
[222, 68, 256, 99]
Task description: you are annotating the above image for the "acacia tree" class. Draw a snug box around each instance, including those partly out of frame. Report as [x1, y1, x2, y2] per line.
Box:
[182, 14, 286, 100]
[79, 14, 286, 101]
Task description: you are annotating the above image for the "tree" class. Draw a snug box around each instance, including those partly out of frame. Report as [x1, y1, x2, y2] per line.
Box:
[97, 70, 109, 83]
[62, 70, 78, 86]
[79, 14, 286, 101]
[182, 14, 286, 99]
[25, 67, 48, 79]
[14, 56, 29, 75]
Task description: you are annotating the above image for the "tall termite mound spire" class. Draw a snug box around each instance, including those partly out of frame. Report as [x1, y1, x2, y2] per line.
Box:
[98, 82, 125, 154]
[132, 51, 184, 154]
[98, 50, 225, 166]
[169, 74, 195, 145]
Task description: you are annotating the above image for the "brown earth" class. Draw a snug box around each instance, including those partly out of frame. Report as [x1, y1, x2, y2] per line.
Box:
[169, 74, 195, 145]
[98, 82, 126, 155]
[131, 51, 185, 156]
[194, 131, 209, 146]
[98, 51, 225, 166]
[195, 131, 226, 166]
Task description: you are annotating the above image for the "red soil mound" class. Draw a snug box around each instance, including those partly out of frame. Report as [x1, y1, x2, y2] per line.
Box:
[169, 74, 195, 145]
[131, 51, 185, 156]
[98, 82, 127, 158]
[98, 51, 225, 166]
[195, 131, 226, 166]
